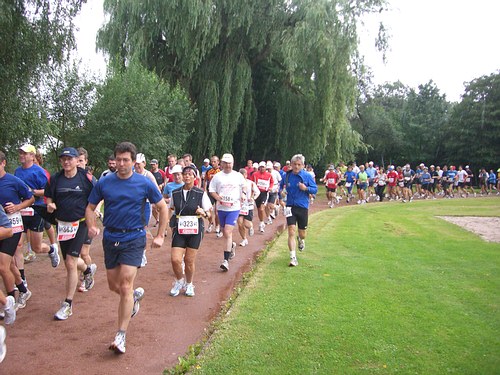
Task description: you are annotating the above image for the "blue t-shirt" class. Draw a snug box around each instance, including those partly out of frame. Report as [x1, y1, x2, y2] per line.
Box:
[488, 173, 496, 184]
[447, 170, 457, 181]
[420, 172, 431, 184]
[14, 164, 48, 206]
[163, 181, 185, 197]
[280, 169, 318, 209]
[344, 171, 356, 183]
[365, 167, 377, 179]
[0, 206, 12, 228]
[88, 172, 163, 241]
[0, 173, 33, 207]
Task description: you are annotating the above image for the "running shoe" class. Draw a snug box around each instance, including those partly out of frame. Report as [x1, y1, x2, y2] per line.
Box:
[259, 222, 265, 233]
[131, 287, 145, 318]
[0, 326, 6, 363]
[3, 296, 16, 325]
[84, 263, 97, 290]
[220, 259, 229, 271]
[266, 218, 273, 225]
[216, 229, 223, 238]
[229, 242, 236, 260]
[206, 224, 214, 233]
[169, 279, 185, 297]
[298, 238, 305, 252]
[48, 245, 60, 268]
[23, 249, 36, 263]
[16, 289, 32, 309]
[78, 279, 87, 293]
[109, 331, 126, 354]
[240, 238, 248, 247]
[289, 257, 298, 267]
[249, 227, 254, 236]
[269, 211, 276, 220]
[54, 301, 72, 320]
[184, 283, 195, 297]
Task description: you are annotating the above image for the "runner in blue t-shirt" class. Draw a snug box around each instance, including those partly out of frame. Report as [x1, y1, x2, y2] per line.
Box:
[86, 142, 169, 355]
[344, 166, 357, 203]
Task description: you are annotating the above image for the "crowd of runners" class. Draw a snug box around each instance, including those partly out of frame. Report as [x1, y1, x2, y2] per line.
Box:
[317, 161, 500, 208]
[1, 140, 499, 360]
[0, 143, 319, 358]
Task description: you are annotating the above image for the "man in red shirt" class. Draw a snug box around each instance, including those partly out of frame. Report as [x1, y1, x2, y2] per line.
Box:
[386, 166, 399, 200]
[252, 161, 273, 233]
[322, 165, 339, 208]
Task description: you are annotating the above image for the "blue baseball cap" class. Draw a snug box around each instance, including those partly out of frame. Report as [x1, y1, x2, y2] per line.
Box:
[59, 147, 79, 158]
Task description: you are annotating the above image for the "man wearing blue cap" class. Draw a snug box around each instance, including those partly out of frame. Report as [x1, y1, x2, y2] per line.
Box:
[45, 147, 96, 320]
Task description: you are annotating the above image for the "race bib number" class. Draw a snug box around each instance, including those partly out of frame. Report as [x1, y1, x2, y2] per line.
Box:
[20, 207, 34, 217]
[378, 181, 386, 186]
[7, 212, 24, 234]
[240, 203, 249, 216]
[327, 178, 336, 185]
[398, 182, 405, 187]
[284, 207, 292, 217]
[466, 178, 470, 182]
[257, 179, 270, 191]
[220, 195, 234, 207]
[404, 177, 410, 181]
[57, 220, 79, 241]
[388, 177, 394, 183]
[345, 182, 352, 188]
[178, 216, 199, 235]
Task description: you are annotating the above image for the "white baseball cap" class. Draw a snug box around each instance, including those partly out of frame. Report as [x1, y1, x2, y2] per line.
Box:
[266, 161, 273, 169]
[258, 161, 266, 168]
[171, 165, 183, 174]
[221, 153, 234, 163]
[136, 153, 146, 164]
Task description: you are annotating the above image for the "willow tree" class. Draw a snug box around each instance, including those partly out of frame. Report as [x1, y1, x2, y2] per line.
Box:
[97, 0, 386, 163]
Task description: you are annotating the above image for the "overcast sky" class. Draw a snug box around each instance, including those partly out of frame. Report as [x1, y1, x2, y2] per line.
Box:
[75, 0, 500, 102]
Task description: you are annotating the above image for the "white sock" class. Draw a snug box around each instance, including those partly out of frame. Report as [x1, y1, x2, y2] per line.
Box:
[290, 250, 296, 259]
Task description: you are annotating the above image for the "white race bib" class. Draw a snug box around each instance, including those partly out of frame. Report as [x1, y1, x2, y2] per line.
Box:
[57, 220, 80, 241]
[7, 212, 24, 234]
[284, 207, 292, 217]
[345, 182, 352, 188]
[399, 182, 405, 187]
[20, 207, 34, 217]
[220, 195, 234, 207]
[239, 203, 249, 216]
[178, 216, 199, 234]
[327, 178, 336, 185]
[257, 179, 270, 191]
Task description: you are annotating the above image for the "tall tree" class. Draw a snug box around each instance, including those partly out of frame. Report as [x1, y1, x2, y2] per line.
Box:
[97, 0, 387, 163]
[445, 71, 500, 168]
[79, 62, 195, 173]
[0, 0, 84, 149]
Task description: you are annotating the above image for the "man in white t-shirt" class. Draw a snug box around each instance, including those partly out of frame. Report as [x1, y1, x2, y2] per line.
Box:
[209, 154, 247, 271]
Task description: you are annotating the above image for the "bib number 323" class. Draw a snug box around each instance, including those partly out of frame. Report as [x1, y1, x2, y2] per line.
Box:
[178, 216, 199, 234]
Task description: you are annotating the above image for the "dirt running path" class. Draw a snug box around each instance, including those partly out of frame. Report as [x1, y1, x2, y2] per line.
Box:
[1, 197, 327, 374]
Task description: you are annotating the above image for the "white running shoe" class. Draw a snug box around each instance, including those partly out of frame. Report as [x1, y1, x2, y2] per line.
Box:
[229, 242, 236, 260]
[0, 326, 6, 363]
[3, 296, 16, 325]
[49, 245, 60, 268]
[206, 224, 214, 233]
[259, 222, 265, 233]
[131, 287, 145, 318]
[109, 331, 126, 354]
[54, 301, 72, 320]
[266, 218, 273, 225]
[184, 283, 195, 297]
[240, 238, 248, 247]
[170, 279, 185, 297]
[16, 289, 32, 309]
[289, 257, 298, 267]
[84, 263, 97, 290]
[220, 259, 229, 271]
[216, 229, 223, 238]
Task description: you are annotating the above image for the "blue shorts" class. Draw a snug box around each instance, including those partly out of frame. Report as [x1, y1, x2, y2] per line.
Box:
[217, 210, 239, 228]
[103, 235, 146, 269]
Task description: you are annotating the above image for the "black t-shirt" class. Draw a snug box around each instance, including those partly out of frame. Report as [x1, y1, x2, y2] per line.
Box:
[45, 170, 94, 222]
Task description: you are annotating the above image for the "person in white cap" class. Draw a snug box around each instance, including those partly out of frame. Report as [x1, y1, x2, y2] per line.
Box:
[266, 161, 282, 221]
[251, 161, 273, 232]
[14, 144, 60, 288]
[201, 158, 212, 189]
[209, 153, 247, 271]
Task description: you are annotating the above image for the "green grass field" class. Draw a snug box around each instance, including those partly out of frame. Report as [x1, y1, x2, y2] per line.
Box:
[184, 198, 500, 374]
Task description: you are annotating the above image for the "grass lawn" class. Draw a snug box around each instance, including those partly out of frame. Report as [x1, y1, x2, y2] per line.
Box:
[188, 198, 500, 374]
